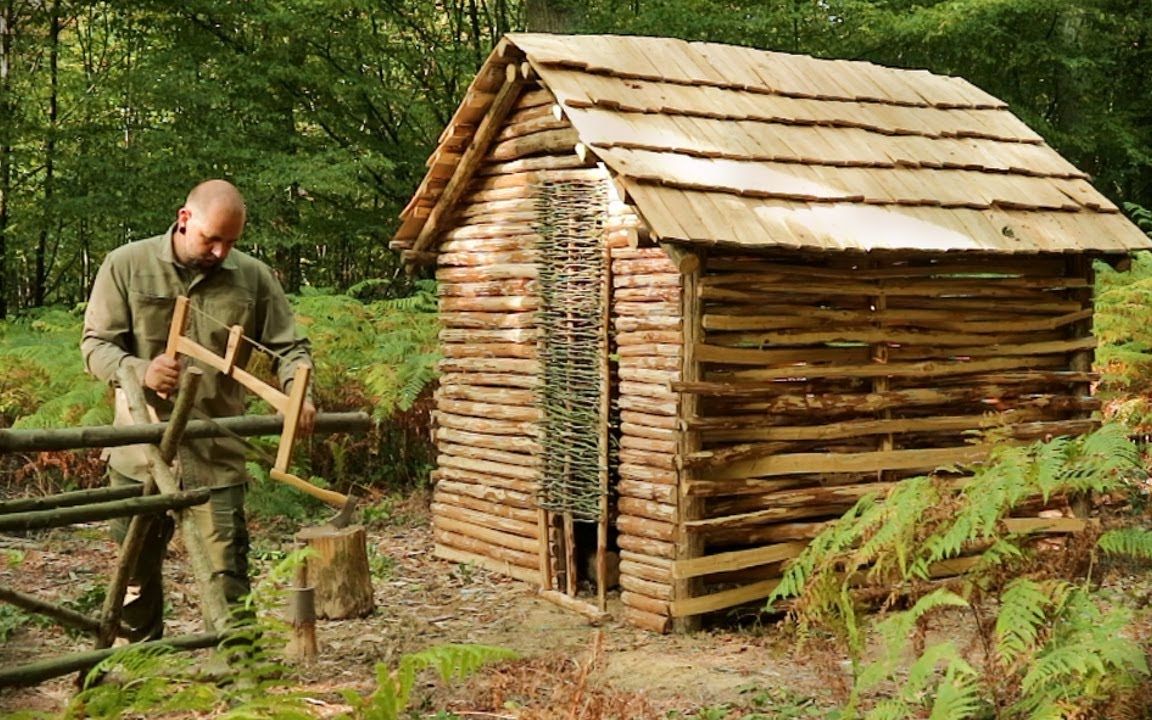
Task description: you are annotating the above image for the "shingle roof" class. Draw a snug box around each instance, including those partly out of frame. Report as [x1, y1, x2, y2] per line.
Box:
[392, 33, 1151, 255]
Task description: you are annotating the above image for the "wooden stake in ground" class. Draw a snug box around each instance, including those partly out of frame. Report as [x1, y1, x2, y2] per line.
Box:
[293, 524, 375, 619]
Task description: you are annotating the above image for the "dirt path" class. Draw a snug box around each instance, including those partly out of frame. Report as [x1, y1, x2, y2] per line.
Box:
[0, 519, 839, 717]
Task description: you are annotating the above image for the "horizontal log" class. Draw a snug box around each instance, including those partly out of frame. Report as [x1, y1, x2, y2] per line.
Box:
[619, 559, 672, 585]
[670, 578, 782, 618]
[439, 296, 539, 312]
[620, 410, 679, 431]
[0, 632, 222, 688]
[689, 408, 1056, 452]
[440, 340, 537, 359]
[617, 448, 676, 471]
[618, 464, 678, 485]
[616, 514, 675, 542]
[438, 372, 539, 390]
[439, 311, 538, 330]
[434, 515, 538, 554]
[438, 384, 537, 407]
[438, 399, 540, 422]
[705, 521, 834, 547]
[436, 411, 539, 438]
[620, 574, 673, 601]
[703, 254, 1070, 279]
[703, 444, 990, 482]
[439, 357, 538, 375]
[434, 478, 536, 510]
[615, 316, 682, 333]
[538, 590, 610, 623]
[433, 542, 540, 584]
[0, 585, 130, 638]
[617, 533, 676, 559]
[622, 605, 671, 633]
[436, 426, 542, 455]
[620, 591, 671, 617]
[618, 497, 677, 523]
[618, 343, 681, 359]
[617, 480, 676, 504]
[617, 395, 678, 416]
[439, 280, 536, 298]
[431, 466, 537, 495]
[478, 153, 588, 177]
[435, 490, 538, 524]
[673, 542, 808, 580]
[439, 441, 539, 469]
[701, 308, 1093, 333]
[617, 331, 683, 346]
[438, 235, 537, 255]
[438, 454, 539, 482]
[0, 489, 211, 532]
[432, 501, 539, 539]
[619, 435, 677, 455]
[615, 301, 681, 317]
[439, 250, 538, 267]
[620, 422, 677, 442]
[496, 114, 570, 142]
[441, 221, 538, 242]
[0, 412, 371, 453]
[439, 328, 538, 344]
[707, 328, 1053, 349]
[489, 128, 581, 161]
[0, 484, 141, 514]
[705, 355, 1068, 382]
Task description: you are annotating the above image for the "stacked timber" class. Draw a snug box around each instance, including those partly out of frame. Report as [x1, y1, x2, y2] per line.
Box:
[609, 211, 683, 633]
[430, 82, 608, 587]
[672, 249, 1099, 615]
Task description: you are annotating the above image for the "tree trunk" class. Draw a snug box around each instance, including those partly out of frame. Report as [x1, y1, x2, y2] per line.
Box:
[33, 0, 59, 307]
[0, 0, 13, 318]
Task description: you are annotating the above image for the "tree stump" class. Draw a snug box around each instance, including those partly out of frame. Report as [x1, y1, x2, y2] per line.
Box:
[293, 524, 375, 619]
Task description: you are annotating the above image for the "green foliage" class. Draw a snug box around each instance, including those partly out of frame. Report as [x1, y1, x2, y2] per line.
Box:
[770, 426, 1152, 718]
[339, 643, 519, 720]
[0, 307, 108, 428]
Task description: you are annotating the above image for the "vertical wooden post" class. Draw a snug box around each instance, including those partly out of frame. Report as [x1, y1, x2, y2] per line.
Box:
[869, 261, 893, 475]
[673, 249, 704, 632]
[1067, 255, 1096, 519]
[596, 235, 612, 611]
[537, 508, 553, 591]
[164, 296, 191, 360]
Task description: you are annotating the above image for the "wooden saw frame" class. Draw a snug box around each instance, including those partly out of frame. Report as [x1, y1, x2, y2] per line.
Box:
[164, 295, 345, 508]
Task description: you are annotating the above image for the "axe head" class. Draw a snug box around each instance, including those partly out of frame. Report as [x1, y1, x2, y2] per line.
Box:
[322, 493, 360, 529]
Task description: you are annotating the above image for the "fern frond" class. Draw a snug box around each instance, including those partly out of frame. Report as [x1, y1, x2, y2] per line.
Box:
[926, 666, 981, 720]
[995, 579, 1057, 664]
[1097, 527, 1152, 560]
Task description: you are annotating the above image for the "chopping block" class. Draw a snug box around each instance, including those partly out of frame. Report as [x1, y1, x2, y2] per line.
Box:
[293, 522, 375, 620]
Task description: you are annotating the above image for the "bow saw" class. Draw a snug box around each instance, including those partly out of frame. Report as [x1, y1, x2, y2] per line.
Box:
[164, 295, 356, 526]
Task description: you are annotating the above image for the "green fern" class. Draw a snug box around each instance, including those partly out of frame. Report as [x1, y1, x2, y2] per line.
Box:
[340, 643, 519, 720]
[771, 425, 1151, 718]
[1097, 527, 1152, 560]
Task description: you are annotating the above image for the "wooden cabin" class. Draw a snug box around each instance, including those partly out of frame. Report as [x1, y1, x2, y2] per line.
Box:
[390, 33, 1152, 632]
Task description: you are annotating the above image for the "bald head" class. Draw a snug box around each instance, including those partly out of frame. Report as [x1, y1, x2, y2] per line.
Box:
[185, 179, 247, 221]
[173, 180, 247, 270]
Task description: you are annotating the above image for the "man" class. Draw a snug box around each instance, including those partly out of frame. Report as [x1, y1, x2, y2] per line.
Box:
[82, 179, 315, 640]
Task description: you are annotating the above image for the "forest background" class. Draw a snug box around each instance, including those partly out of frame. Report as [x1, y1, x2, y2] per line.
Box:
[2, 0, 1152, 494]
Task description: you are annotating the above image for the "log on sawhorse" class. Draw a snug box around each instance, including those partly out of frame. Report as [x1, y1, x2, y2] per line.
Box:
[0, 411, 371, 453]
[0, 632, 223, 689]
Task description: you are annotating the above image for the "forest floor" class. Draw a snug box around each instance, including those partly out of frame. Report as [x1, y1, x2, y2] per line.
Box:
[0, 494, 843, 719]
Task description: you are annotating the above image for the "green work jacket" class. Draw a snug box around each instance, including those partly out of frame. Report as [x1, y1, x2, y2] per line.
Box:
[81, 228, 312, 488]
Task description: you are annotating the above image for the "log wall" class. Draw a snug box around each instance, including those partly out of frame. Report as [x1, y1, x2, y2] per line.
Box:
[608, 216, 683, 633]
[430, 82, 607, 587]
[672, 249, 1099, 617]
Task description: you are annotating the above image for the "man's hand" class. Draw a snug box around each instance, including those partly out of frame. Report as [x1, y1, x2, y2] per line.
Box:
[144, 355, 181, 394]
[298, 400, 317, 436]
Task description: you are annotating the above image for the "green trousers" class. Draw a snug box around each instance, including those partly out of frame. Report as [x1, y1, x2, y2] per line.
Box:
[109, 469, 251, 640]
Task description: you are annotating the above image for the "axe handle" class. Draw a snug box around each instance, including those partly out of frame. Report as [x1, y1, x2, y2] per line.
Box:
[268, 469, 348, 509]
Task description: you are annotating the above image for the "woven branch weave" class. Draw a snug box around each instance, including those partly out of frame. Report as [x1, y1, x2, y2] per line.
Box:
[535, 179, 609, 521]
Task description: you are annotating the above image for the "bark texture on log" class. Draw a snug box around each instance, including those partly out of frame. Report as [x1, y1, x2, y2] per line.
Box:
[294, 524, 375, 620]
